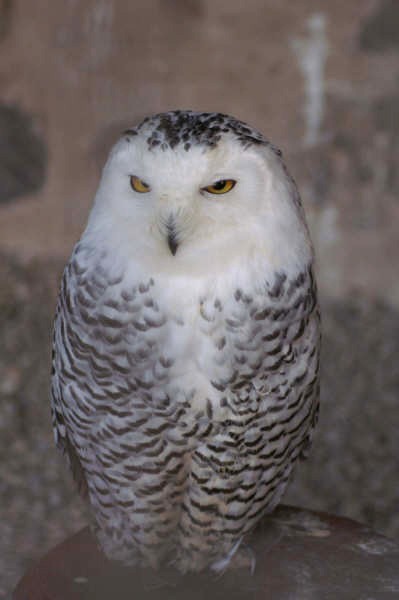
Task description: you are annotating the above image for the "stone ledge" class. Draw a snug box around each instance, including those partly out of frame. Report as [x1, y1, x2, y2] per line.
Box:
[13, 505, 399, 599]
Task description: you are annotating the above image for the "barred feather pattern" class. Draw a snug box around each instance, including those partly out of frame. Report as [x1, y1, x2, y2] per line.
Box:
[51, 242, 320, 573]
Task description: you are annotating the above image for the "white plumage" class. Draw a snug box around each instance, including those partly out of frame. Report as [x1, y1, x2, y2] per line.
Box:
[51, 110, 320, 573]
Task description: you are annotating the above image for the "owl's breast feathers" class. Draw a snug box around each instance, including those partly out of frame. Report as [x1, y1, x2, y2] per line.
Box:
[50, 242, 320, 569]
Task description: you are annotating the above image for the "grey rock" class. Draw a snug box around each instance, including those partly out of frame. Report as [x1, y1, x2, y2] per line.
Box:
[0, 104, 47, 204]
[359, 0, 399, 52]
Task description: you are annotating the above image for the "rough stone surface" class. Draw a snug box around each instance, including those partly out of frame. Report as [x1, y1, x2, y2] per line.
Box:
[0, 256, 88, 599]
[286, 296, 399, 538]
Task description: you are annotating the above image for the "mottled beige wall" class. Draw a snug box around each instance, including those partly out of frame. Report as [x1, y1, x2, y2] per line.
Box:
[0, 0, 398, 304]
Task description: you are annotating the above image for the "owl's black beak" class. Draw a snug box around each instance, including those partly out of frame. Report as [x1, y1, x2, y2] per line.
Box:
[166, 217, 179, 256]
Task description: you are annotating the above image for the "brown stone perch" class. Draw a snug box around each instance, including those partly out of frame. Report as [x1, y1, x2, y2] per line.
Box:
[13, 505, 399, 599]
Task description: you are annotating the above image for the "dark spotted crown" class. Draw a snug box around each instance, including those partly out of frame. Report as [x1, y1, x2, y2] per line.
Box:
[124, 110, 282, 155]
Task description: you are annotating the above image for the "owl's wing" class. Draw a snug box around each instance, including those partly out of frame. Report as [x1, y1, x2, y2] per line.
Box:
[50, 269, 88, 499]
[299, 297, 321, 460]
[299, 379, 320, 459]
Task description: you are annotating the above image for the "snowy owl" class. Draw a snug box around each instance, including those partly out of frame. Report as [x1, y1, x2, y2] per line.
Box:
[51, 110, 320, 573]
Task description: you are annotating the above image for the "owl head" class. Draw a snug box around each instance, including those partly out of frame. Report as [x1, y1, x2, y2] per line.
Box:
[85, 110, 312, 279]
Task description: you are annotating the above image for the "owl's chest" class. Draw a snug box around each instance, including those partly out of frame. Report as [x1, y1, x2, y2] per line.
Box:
[71, 265, 267, 410]
[92, 272, 251, 374]
[62, 258, 317, 448]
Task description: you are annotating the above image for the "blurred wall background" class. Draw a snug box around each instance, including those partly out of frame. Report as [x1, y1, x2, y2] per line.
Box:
[1, 0, 398, 595]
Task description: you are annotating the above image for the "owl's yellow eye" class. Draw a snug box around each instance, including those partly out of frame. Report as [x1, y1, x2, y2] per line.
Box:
[202, 179, 236, 195]
[130, 175, 151, 193]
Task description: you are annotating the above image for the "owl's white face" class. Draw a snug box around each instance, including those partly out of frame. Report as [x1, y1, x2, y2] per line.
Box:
[85, 112, 312, 283]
